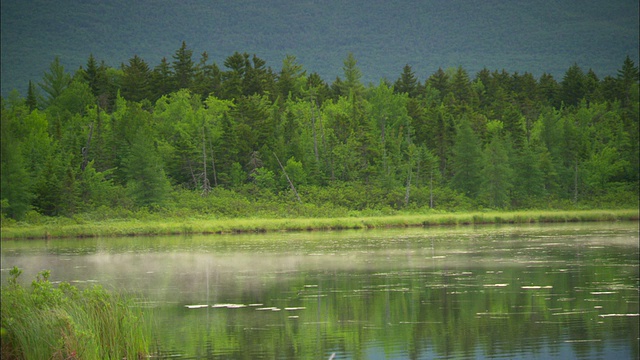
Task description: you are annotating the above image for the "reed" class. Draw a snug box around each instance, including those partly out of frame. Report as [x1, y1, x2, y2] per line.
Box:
[1, 268, 150, 359]
[1, 209, 637, 239]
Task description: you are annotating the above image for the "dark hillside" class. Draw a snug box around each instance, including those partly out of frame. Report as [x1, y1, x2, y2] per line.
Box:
[1, 0, 638, 96]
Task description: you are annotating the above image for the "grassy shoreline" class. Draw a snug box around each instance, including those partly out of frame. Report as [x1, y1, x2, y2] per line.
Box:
[1, 268, 150, 359]
[1, 209, 638, 240]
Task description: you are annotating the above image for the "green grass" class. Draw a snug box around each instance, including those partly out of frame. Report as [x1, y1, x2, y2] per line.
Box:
[1, 268, 150, 360]
[1, 209, 637, 239]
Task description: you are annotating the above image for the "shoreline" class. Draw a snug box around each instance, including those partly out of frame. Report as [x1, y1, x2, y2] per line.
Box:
[1, 209, 638, 240]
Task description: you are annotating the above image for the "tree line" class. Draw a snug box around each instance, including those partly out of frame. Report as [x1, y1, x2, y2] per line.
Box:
[1, 42, 638, 220]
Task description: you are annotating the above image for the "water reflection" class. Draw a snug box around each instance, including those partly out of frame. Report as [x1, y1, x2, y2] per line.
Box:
[1, 223, 638, 359]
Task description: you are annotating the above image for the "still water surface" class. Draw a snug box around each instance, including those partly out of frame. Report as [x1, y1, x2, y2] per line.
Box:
[2, 222, 638, 359]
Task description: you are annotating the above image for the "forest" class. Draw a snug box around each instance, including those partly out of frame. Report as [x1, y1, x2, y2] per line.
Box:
[1, 42, 638, 222]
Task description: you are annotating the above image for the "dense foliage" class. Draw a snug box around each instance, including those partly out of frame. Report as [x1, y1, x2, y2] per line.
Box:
[1, 267, 150, 359]
[1, 45, 638, 221]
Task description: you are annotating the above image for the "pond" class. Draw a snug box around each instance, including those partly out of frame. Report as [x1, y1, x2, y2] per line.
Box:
[1, 222, 638, 359]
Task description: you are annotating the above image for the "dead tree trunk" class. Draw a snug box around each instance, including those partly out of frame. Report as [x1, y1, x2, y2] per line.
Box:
[81, 122, 94, 171]
[404, 165, 412, 207]
[429, 166, 434, 209]
[310, 95, 319, 163]
[274, 152, 302, 203]
[208, 137, 218, 187]
[573, 160, 579, 203]
[201, 127, 211, 195]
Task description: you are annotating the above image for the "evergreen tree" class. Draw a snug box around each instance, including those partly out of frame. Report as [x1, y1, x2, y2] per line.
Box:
[450, 66, 474, 106]
[122, 129, 171, 207]
[425, 104, 456, 174]
[151, 57, 174, 101]
[25, 80, 38, 111]
[617, 55, 639, 109]
[584, 69, 602, 104]
[480, 134, 513, 208]
[39, 56, 71, 107]
[394, 64, 419, 98]
[426, 68, 450, 101]
[338, 53, 364, 98]
[560, 63, 586, 107]
[277, 54, 306, 100]
[510, 142, 546, 206]
[121, 55, 151, 103]
[83, 54, 101, 96]
[450, 118, 483, 199]
[1, 107, 33, 219]
[193, 51, 222, 99]
[222, 52, 250, 100]
[500, 104, 527, 149]
[215, 113, 240, 186]
[172, 41, 195, 91]
[537, 73, 559, 107]
[244, 54, 275, 97]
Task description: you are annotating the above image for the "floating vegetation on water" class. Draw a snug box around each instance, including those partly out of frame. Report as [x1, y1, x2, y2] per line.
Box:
[212, 303, 247, 309]
[598, 313, 640, 318]
[521, 285, 553, 289]
[565, 339, 602, 343]
[184, 304, 209, 309]
[552, 310, 592, 316]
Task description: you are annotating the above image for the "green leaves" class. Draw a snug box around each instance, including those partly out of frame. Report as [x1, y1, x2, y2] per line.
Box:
[2, 53, 639, 219]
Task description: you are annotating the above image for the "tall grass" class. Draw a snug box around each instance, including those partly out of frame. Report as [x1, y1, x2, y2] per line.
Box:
[1, 209, 638, 239]
[1, 267, 150, 359]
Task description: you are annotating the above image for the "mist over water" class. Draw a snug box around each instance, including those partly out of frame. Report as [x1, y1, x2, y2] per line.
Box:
[2, 222, 638, 359]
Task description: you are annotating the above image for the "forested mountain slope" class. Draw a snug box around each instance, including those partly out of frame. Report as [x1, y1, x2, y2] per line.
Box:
[2, 0, 638, 96]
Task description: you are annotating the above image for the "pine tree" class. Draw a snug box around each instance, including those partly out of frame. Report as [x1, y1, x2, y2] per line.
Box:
[426, 68, 450, 101]
[450, 66, 474, 106]
[617, 55, 639, 109]
[25, 80, 38, 111]
[277, 54, 306, 100]
[394, 64, 419, 98]
[193, 51, 222, 99]
[39, 56, 71, 107]
[122, 130, 171, 207]
[222, 52, 249, 100]
[339, 53, 364, 98]
[172, 41, 195, 91]
[121, 55, 152, 102]
[0, 110, 33, 219]
[480, 134, 513, 208]
[450, 118, 483, 199]
[151, 57, 174, 101]
[560, 63, 586, 107]
[537, 73, 559, 107]
[83, 54, 100, 96]
[510, 141, 546, 206]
